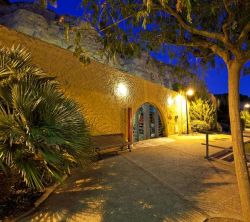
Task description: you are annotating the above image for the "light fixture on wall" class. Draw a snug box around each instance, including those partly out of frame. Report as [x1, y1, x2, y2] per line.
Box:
[175, 95, 181, 104]
[175, 95, 185, 107]
[175, 94, 185, 135]
[116, 82, 128, 97]
[185, 88, 195, 134]
[167, 97, 174, 106]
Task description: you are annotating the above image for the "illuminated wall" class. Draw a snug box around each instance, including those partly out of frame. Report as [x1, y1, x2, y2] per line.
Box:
[0, 25, 188, 139]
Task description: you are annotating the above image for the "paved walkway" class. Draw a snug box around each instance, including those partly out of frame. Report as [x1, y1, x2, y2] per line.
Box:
[21, 134, 243, 222]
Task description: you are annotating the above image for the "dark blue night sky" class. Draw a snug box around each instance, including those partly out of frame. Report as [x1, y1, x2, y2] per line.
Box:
[10, 0, 250, 97]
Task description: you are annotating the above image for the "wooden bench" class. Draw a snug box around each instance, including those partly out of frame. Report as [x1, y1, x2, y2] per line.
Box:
[91, 134, 132, 159]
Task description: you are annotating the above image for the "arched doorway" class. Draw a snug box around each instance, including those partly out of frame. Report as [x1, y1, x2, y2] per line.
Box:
[133, 103, 164, 142]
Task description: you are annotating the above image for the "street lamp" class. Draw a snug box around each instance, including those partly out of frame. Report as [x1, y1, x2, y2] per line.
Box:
[244, 103, 250, 109]
[167, 96, 174, 106]
[186, 88, 194, 134]
[186, 89, 194, 97]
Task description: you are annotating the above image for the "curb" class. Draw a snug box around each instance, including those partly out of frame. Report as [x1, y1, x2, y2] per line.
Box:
[204, 217, 242, 222]
[11, 174, 68, 222]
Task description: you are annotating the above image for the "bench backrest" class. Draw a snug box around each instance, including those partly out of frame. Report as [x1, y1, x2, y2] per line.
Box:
[91, 134, 126, 147]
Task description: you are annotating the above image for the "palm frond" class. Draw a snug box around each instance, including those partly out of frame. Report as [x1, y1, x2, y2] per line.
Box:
[0, 45, 91, 190]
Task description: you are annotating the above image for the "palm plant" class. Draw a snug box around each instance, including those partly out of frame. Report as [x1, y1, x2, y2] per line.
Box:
[0, 45, 91, 190]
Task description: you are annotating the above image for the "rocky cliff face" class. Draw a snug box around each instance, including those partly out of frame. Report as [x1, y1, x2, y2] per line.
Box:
[0, 3, 173, 87]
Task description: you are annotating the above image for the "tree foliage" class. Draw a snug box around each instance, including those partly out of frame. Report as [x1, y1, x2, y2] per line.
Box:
[241, 110, 250, 128]
[0, 45, 91, 190]
[35, 0, 57, 8]
[82, 0, 250, 70]
[170, 67, 209, 99]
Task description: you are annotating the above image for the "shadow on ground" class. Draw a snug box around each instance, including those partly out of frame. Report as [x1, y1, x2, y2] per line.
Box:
[21, 137, 242, 222]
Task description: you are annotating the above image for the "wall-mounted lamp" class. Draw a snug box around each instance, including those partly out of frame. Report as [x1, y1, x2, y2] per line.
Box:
[175, 95, 185, 107]
[185, 88, 194, 134]
[167, 97, 174, 106]
[116, 82, 128, 97]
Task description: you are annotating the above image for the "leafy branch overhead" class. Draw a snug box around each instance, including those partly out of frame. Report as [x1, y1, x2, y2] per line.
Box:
[82, 0, 250, 68]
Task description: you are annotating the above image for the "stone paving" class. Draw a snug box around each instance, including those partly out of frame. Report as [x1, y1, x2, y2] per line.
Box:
[21, 134, 244, 222]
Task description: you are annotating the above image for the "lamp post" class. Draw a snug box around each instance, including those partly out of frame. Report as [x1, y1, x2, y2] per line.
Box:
[185, 89, 194, 134]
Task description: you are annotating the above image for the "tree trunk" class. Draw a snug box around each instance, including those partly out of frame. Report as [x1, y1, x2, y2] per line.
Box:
[228, 60, 250, 221]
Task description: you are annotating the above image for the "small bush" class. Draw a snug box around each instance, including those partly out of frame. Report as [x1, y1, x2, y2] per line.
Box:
[241, 110, 250, 128]
[191, 120, 210, 133]
[190, 98, 217, 132]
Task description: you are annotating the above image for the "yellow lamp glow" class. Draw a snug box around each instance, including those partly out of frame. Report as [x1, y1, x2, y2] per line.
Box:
[245, 103, 250, 108]
[175, 95, 186, 107]
[175, 95, 182, 104]
[186, 89, 194, 97]
[167, 97, 174, 106]
[116, 83, 128, 97]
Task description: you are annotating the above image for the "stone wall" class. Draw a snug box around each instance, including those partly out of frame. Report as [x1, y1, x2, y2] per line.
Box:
[0, 3, 173, 87]
[0, 25, 188, 138]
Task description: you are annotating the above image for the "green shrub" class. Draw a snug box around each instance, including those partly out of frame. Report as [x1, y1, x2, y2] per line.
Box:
[190, 120, 210, 132]
[0, 45, 91, 190]
[189, 98, 217, 132]
[241, 110, 250, 128]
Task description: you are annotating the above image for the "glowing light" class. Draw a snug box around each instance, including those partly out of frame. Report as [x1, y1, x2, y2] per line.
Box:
[175, 95, 182, 104]
[116, 83, 128, 97]
[59, 16, 64, 23]
[175, 95, 186, 108]
[186, 89, 194, 97]
[245, 103, 250, 108]
[167, 97, 174, 106]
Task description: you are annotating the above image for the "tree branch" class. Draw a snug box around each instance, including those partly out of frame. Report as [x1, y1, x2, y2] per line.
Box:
[222, 0, 234, 42]
[176, 40, 229, 62]
[154, 4, 240, 57]
[237, 22, 250, 47]
[158, 4, 225, 44]
[135, 33, 229, 62]
[99, 14, 136, 32]
[243, 50, 250, 61]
